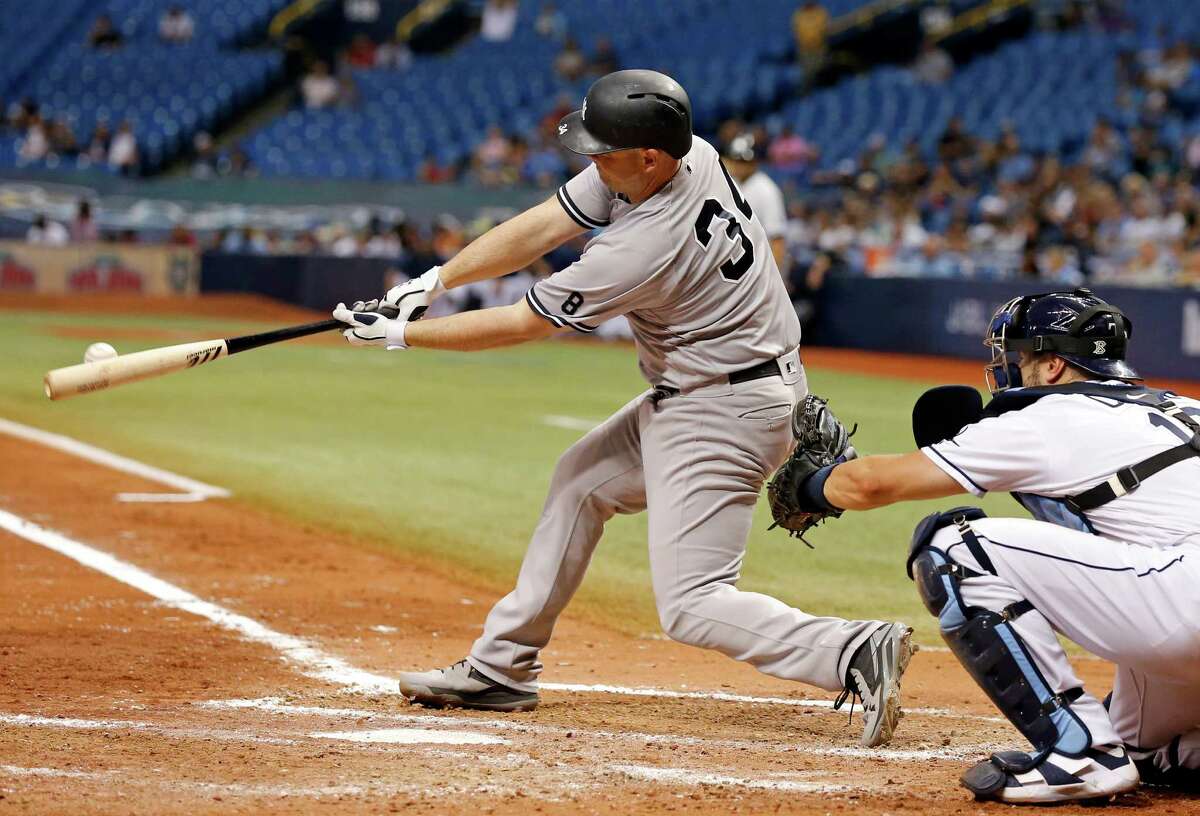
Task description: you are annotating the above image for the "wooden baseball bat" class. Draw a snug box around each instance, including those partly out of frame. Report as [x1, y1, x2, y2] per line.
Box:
[44, 318, 343, 401]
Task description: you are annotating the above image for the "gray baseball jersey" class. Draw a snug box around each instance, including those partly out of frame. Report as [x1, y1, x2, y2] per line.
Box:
[525, 137, 801, 390]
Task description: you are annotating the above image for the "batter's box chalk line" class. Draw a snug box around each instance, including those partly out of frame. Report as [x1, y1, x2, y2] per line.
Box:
[0, 417, 230, 503]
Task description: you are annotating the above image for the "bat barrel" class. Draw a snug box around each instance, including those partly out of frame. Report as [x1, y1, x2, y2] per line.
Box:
[44, 340, 229, 401]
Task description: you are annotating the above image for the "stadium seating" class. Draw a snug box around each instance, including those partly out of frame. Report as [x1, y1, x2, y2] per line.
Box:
[1, 0, 287, 174]
[246, 0, 877, 181]
[768, 0, 1200, 178]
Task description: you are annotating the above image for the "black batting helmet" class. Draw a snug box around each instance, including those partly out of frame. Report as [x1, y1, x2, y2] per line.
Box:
[556, 69, 693, 160]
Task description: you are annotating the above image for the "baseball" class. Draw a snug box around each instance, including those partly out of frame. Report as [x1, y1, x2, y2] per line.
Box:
[84, 342, 118, 364]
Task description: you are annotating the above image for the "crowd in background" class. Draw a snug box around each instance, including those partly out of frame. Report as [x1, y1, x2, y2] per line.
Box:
[9, 0, 1200, 293]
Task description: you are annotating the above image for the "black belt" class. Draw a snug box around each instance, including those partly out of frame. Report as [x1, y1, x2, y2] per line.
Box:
[729, 357, 781, 385]
[651, 358, 783, 405]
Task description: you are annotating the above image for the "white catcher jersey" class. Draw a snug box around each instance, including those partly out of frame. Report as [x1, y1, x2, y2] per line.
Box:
[923, 383, 1200, 549]
[526, 137, 801, 390]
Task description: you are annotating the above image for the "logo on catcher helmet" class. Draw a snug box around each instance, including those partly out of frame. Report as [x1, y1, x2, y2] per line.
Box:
[1093, 340, 1107, 355]
[581, 99, 587, 121]
[1047, 307, 1079, 332]
[558, 123, 568, 135]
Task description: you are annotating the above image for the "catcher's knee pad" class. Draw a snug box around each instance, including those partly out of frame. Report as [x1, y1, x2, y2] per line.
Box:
[907, 508, 1091, 760]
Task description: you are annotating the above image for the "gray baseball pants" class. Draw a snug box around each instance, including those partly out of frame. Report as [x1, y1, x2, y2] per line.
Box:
[469, 350, 885, 693]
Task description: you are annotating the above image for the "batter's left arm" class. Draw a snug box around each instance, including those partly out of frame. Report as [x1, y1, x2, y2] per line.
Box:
[823, 451, 964, 511]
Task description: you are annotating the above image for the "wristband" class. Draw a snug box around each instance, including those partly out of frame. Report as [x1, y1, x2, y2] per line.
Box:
[798, 464, 842, 514]
[384, 319, 409, 350]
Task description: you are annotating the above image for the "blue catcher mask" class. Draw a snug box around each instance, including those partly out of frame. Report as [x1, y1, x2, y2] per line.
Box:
[984, 296, 1025, 394]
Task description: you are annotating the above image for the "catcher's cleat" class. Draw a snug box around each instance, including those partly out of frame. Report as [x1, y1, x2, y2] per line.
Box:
[397, 659, 539, 712]
[961, 745, 1140, 803]
[835, 622, 916, 748]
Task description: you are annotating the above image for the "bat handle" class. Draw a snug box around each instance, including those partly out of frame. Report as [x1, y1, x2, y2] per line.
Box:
[225, 319, 343, 355]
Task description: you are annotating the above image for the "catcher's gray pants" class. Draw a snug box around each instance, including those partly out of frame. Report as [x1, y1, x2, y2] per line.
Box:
[469, 354, 885, 694]
[926, 516, 1200, 766]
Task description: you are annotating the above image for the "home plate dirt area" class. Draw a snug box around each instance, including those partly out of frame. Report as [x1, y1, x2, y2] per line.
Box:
[1, 428, 1196, 815]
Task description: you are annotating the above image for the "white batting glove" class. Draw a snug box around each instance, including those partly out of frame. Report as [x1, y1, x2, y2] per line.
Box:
[351, 266, 445, 321]
[332, 303, 409, 350]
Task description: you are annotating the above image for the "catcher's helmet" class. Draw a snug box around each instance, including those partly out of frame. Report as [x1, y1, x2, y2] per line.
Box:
[984, 288, 1140, 393]
[557, 69, 693, 160]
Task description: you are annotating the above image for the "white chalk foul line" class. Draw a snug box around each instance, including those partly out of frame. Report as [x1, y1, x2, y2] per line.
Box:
[0, 508, 395, 694]
[0, 417, 230, 503]
[612, 765, 856, 793]
[540, 682, 993, 721]
[199, 699, 1003, 762]
[0, 713, 297, 745]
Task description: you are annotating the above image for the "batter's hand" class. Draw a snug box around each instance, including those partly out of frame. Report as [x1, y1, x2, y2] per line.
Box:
[332, 303, 409, 349]
[352, 266, 445, 321]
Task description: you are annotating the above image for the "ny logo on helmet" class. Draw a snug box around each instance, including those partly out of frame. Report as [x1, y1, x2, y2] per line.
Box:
[1093, 340, 1107, 355]
[581, 99, 588, 121]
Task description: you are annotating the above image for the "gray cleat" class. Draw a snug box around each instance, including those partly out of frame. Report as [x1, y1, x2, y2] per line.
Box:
[397, 659, 539, 712]
[835, 622, 917, 747]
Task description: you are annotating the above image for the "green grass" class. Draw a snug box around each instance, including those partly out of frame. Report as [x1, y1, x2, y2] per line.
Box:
[4, 308, 1019, 643]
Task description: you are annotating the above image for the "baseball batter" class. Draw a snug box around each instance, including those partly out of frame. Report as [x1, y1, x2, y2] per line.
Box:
[768, 288, 1200, 802]
[333, 69, 914, 748]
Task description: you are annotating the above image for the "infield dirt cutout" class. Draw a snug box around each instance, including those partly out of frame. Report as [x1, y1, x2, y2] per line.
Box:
[3, 295, 1197, 814]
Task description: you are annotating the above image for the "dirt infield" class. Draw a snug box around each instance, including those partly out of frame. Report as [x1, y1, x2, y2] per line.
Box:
[2, 294, 1197, 814]
[8, 429, 1193, 816]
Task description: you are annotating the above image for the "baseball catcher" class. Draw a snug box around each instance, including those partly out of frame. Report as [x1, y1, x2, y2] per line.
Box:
[766, 288, 1200, 804]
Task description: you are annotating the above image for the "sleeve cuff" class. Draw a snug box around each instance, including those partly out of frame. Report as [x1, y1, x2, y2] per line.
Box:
[921, 446, 986, 497]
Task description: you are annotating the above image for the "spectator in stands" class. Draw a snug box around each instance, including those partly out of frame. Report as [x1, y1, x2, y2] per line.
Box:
[768, 124, 817, 174]
[108, 121, 139, 176]
[301, 61, 340, 109]
[26, 214, 69, 246]
[346, 34, 377, 69]
[1119, 239, 1178, 285]
[522, 134, 567, 187]
[49, 117, 78, 158]
[419, 152, 457, 184]
[1082, 119, 1123, 177]
[88, 15, 124, 50]
[479, 0, 518, 42]
[471, 126, 512, 187]
[6, 98, 38, 132]
[792, 1, 830, 89]
[159, 5, 195, 44]
[588, 37, 620, 76]
[374, 38, 413, 70]
[191, 132, 218, 178]
[221, 146, 256, 178]
[85, 121, 111, 165]
[936, 117, 973, 163]
[168, 223, 197, 247]
[71, 200, 99, 243]
[18, 114, 48, 163]
[1037, 245, 1085, 285]
[912, 39, 953, 84]
[554, 38, 586, 82]
[534, 2, 567, 42]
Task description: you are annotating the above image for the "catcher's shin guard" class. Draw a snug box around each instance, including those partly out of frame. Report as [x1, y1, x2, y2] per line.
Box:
[907, 509, 1091, 761]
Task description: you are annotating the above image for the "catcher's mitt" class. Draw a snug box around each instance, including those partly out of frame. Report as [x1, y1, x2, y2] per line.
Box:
[766, 395, 857, 545]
